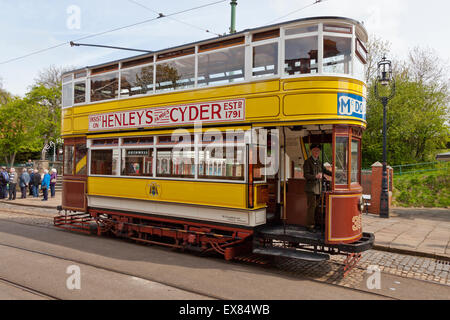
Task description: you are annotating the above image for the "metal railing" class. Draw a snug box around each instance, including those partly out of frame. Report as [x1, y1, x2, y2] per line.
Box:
[391, 161, 450, 176]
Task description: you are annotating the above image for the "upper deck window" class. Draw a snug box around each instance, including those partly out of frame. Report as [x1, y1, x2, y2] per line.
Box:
[121, 65, 154, 97]
[62, 82, 73, 108]
[63, 20, 367, 107]
[253, 42, 278, 78]
[122, 56, 154, 69]
[156, 56, 195, 92]
[74, 81, 86, 104]
[62, 74, 72, 83]
[91, 72, 119, 102]
[323, 24, 352, 34]
[285, 24, 318, 36]
[284, 36, 318, 75]
[198, 45, 245, 87]
[323, 36, 352, 74]
[74, 71, 87, 79]
[252, 29, 279, 42]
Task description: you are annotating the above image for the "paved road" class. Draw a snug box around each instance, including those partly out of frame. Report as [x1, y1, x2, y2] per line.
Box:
[0, 206, 448, 300]
[0, 218, 384, 300]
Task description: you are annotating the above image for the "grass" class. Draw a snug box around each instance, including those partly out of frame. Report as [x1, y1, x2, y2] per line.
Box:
[393, 169, 450, 208]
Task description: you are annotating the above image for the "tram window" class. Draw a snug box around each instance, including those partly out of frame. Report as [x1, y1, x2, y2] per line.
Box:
[156, 148, 195, 178]
[197, 46, 245, 87]
[64, 145, 74, 175]
[62, 82, 73, 108]
[91, 150, 115, 175]
[158, 134, 192, 145]
[252, 43, 278, 77]
[120, 65, 154, 97]
[201, 131, 245, 144]
[155, 56, 195, 92]
[123, 137, 154, 145]
[335, 136, 348, 185]
[90, 72, 119, 102]
[323, 24, 352, 34]
[351, 139, 360, 184]
[285, 25, 318, 36]
[252, 145, 266, 182]
[74, 81, 86, 104]
[75, 144, 87, 175]
[354, 39, 367, 80]
[198, 146, 245, 181]
[74, 71, 87, 79]
[284, 36, 318, 75]
[323, 36, 352, 74]
[62, 75, 72, 83]
[121, 149, 153, 177]
[92, 139, 118, 146]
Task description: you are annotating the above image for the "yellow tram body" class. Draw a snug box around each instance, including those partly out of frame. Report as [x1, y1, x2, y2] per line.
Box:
[58, 16, 373, 260]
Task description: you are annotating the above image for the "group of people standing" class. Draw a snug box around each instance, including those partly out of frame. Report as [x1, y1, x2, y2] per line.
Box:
[0, 164, 58, 201]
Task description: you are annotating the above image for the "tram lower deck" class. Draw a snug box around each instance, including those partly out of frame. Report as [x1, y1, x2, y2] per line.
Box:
[57, 123, 374, 262]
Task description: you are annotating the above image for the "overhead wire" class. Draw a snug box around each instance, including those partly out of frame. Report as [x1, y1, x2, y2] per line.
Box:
[0, 0, 227, 66]
[265, 0, 328, 25]
[126, 0, 223, 36]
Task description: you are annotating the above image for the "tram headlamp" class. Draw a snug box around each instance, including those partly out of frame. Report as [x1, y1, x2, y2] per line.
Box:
[358, 196, 364, 212]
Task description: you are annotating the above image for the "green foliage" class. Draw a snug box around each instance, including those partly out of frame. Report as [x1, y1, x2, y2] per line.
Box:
[0, 98, 42, 166]
[25, 84, 62, 146]
[393, 170, 450, 207]
[362, 44, 449, 167]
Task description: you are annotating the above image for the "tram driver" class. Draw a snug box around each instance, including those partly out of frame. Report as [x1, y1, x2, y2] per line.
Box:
[303, 144, 332, 233]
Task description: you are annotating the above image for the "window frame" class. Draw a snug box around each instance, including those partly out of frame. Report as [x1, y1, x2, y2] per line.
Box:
[86, 131, 254, 183]
[119, 61, 155, 99]
[250, 38, 280, 79]
[62, 21, 367, 108]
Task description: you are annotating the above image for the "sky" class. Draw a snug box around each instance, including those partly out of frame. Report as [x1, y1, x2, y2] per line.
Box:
[0, 0, 449, 96]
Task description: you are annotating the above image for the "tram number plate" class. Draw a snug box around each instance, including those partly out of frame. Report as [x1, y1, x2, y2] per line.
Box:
[352, 214, 362, 231]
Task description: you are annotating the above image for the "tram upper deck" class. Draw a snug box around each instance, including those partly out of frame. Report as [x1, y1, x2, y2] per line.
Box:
[61, 16, 368, 136]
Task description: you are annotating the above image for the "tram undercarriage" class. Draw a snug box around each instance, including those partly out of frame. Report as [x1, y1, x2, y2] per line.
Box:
[54, 204, 374, 267]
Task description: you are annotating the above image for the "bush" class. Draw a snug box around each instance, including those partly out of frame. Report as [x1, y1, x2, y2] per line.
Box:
[393, 170, 450, 207]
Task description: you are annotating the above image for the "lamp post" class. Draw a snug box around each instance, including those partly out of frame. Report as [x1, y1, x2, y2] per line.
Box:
[374, 56, 395, 218]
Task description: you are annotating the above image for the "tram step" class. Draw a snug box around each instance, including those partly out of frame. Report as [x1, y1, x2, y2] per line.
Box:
[253, 246, 330, 262]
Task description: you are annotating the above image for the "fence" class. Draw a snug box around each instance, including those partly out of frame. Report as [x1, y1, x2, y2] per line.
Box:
[391, 161, 450, 176]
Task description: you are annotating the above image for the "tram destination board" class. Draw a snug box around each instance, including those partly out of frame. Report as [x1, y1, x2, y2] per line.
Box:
[88, 98, 245, 131]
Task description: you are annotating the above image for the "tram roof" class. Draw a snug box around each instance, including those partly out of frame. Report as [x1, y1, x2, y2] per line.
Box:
[63, 16, 368, 76]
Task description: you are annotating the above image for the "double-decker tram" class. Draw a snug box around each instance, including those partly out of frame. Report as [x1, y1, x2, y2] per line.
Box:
[56, 16, 374, 263]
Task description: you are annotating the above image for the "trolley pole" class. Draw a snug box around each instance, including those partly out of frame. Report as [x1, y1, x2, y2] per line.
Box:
[230, 0, 237, 34]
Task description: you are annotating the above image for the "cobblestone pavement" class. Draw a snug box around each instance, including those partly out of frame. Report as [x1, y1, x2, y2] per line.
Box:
[270, 249, 450, 289]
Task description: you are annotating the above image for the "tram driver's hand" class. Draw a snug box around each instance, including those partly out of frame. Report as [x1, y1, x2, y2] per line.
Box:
[316, 173, 322, 179]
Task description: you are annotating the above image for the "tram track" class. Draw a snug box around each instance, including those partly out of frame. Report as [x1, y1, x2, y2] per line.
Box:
[0, 207, 397, 299]
[0, 206, 444, 299]
[0, 277, 59, 300]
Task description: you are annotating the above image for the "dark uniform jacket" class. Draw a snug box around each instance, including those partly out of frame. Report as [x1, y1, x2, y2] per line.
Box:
[303, 156, 332, 195]
[33, 173, 41, 186]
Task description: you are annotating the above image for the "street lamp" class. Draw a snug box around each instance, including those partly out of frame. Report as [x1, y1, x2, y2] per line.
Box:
[374, 56, 395, 218]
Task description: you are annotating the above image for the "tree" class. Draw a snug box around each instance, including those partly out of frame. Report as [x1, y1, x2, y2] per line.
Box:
[362, 46, 449, 167]
[34, 64, 75, 90]
[365, 35, 392, 83]
[0, 78, 11, 105]
[0, 98, 41, 166]
[28, 65, 74, 160]
[25, 84, 62, 160]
